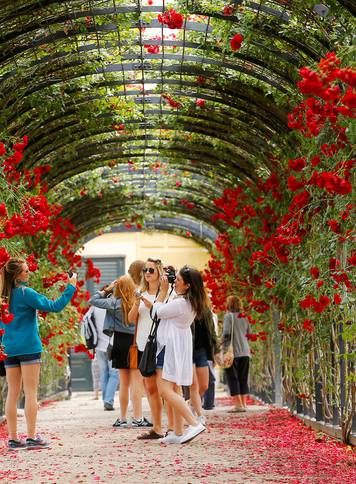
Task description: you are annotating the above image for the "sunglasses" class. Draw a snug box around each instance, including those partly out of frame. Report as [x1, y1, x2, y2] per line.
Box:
[143, 268, 155, 274]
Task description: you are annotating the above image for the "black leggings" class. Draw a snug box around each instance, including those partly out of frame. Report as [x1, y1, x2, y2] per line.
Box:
[225, 356, 250, 396]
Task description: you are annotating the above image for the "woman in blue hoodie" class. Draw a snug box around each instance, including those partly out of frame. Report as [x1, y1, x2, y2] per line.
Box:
[0, 258, 76, 450]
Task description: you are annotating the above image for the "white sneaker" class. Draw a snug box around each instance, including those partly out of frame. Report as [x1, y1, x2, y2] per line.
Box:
[197, 415, 206, 426]
[158, 431, 182, 444]
[180, 423, 206, 444]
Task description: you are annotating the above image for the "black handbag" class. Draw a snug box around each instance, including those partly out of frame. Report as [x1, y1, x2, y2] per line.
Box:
[0, 361, 6, 377]
[0, 339, 6, 376]
[138, 315, 160, 377]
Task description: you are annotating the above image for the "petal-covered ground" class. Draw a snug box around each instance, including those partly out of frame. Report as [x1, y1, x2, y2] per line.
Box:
[0, 393, 354, 483]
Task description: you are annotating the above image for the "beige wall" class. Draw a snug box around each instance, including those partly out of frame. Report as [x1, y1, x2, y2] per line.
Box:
[80, 231, 210, 271]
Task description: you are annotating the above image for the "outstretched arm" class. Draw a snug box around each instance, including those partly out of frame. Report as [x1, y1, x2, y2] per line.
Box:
[23, 285, 76, 313]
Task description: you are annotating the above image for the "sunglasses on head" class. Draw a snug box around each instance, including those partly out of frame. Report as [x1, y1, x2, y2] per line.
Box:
[143, 267, 155, 274]
[147, 258, 161, 264]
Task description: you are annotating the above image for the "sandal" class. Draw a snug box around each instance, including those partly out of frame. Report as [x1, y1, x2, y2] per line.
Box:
[137, 430, 164, 440]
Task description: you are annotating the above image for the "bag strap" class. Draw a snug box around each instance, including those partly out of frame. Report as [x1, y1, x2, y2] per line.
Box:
[230, 313, 234, 345]
[147, 285, 175, 337]
[132, 312, 139, 345]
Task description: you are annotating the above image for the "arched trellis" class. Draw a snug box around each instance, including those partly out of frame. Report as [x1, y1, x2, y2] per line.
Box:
[0, 0, 354, 238]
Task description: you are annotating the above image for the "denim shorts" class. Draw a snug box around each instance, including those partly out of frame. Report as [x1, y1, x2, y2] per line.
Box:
[4, 353, 42, 368]
[193, 348, 209, 368]
[156, 347, 165, 369]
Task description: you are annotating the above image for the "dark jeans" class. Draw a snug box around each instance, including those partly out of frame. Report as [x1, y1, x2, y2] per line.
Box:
[225, 356, 250, 396]
[203, 361, 216, 409]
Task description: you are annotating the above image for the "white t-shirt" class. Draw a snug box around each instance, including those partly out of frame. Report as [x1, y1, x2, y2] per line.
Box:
[136, 291, 157, 351]
[93, 307, 110, 352]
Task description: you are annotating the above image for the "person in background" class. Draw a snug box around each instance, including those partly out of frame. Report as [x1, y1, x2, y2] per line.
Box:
[189, 307, 219, 424]
[92, 305, 119, 411]
[222, 295, 251, 412]
[0, 258, 76, 450]
[91, 352, 100, 400]
[128, 260, 145, 287]
[153, 266, 209, 444]
[90, 276, 151, 428]
[203, 311, 219, 410]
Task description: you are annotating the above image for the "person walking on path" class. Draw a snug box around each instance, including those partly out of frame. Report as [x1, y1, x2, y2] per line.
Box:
[222, 295, 252, 412]
[0, 258, 77, 450]
[90, 276, 151, 429]
[153, 266, 209, 444]
[86, 305, 119, 411]
[189, 308, 219, 424]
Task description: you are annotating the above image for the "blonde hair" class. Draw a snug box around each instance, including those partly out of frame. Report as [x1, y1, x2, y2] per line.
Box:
[1, 258, 25, 305]
[226, 295, 242, 313]
[128, 260, 145, 286]
[141, 258, 164, 292]
[113, 275, 136, 325]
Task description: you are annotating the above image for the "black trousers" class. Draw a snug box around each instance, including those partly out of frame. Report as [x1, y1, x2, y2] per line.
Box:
[225, 356, 250, 396]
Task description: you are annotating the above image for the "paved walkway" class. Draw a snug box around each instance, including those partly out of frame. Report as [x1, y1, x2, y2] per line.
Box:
[0, 393, 354, 483]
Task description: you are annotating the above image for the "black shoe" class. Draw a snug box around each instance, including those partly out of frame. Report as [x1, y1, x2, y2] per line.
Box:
[131, 417, 153, 428]
[104, 402, 114, 411]
[26, 437, 49, 450]
[113, 418, 129, 428]
[7, 439, 26, 451]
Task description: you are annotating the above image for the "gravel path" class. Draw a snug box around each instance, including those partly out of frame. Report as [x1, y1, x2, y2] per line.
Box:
[0, 393, 354, 483]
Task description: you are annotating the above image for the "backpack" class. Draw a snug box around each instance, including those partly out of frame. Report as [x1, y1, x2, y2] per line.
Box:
[81, 307, 98, 349]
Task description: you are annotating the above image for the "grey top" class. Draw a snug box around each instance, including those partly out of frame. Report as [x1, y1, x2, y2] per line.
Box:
[222, 312, 251, 358]
[89, 291, 135, 337]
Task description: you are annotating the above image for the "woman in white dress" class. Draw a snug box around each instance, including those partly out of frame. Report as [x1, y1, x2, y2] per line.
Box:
[153, 265, 210, 444]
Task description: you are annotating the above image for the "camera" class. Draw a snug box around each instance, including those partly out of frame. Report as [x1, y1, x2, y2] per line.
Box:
[135, 288, 142, 297]
[165, 266, 176, 284]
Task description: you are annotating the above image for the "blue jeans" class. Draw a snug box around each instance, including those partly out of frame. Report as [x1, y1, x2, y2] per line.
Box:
[96, 350, 119, 405]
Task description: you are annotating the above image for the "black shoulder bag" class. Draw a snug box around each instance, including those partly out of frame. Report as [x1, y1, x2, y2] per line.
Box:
[138, 313, 160, 377]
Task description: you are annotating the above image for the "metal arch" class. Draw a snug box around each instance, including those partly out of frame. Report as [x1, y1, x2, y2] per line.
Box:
[28, 128, 269, 174]
[0, 2, 325, 69]
[1, 39, 298, 91]
[45, 149, 253, 189]
[61, 194, 223, 233]
[26, 113, 271, 166]
[3, 57, 290, 98]
[23, 109, 276, 173]
[13, 88, 282, 159]
[46, 143, 257, 188]
[81, 217, 218, 247]
[11, 76, 286, 163]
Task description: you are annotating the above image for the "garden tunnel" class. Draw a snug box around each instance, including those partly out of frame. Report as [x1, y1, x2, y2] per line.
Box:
[0, 0, 355, 444]
[0, 0, 353, 243]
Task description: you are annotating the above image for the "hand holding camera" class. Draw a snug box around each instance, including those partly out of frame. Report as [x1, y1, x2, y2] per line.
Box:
[67, 270, 77, 286]
[164, 266, 176, 284]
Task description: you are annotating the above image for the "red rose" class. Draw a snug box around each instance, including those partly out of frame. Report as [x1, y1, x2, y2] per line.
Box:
[288, 157, 307, 172]
[333, 294, 342, 304]
[223, 5, 234, 15]
[310, 266, 320, 279]
[327, 219, 341, 234]
[230, 33, 244, 52]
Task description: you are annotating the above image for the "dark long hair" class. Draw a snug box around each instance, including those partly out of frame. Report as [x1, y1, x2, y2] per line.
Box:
[0, 258, 25, 304]
[179, 266, 209, 319]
